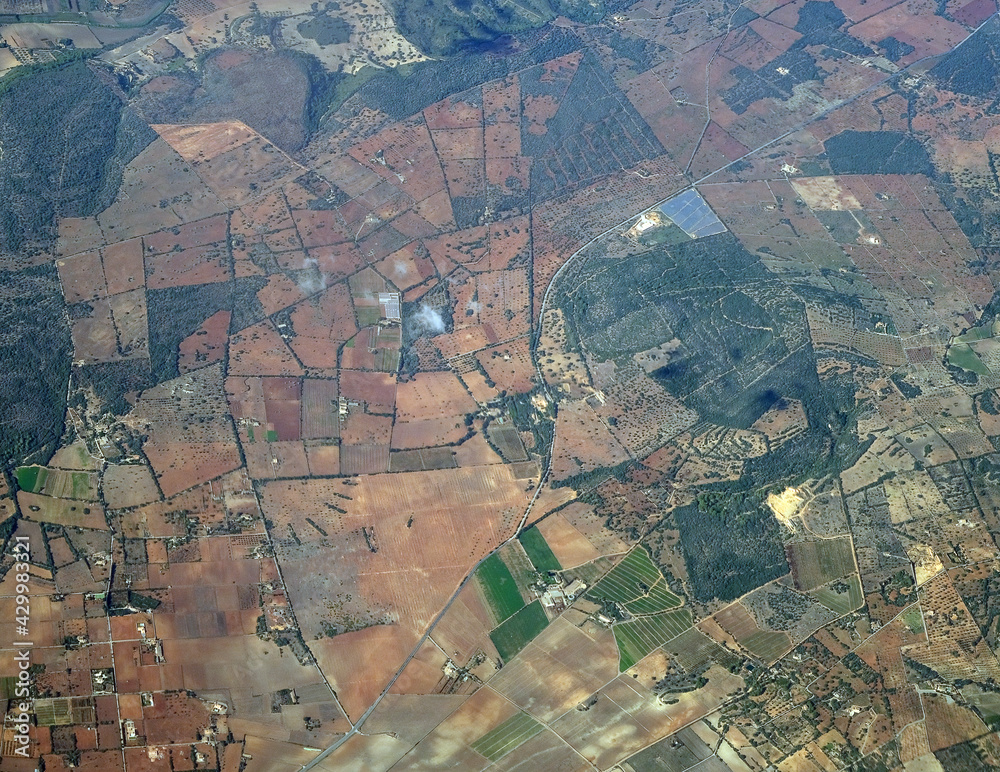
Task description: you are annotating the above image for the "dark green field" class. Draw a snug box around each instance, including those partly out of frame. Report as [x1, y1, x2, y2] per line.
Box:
[519, 527, 561, 573]
[15, 465, 44, 492]
[477, 553, 526, 624]
[490, 601, 549, 662]
[386, 0, 603, 56]
[297, 13, 352, 46]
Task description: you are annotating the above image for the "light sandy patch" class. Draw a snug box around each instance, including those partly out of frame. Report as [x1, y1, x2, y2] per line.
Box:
[791, 176, 861, 211]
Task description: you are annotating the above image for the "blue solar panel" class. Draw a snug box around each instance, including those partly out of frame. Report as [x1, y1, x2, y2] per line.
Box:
[658, 188, 725, 239]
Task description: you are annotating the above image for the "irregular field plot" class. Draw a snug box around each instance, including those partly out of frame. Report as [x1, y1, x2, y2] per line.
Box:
[490, 600, 549, 662]
[738, 630, 792, 663]
[665, 627, 742, 672]
[615, 609, 693, 671]
[587, 547, 681, 614]
[811, 574, 864, 616]
[470, 710, 543, 761]
[518, 526, 561, 573]
[500, 542, 542, 601]
[713, 603, 792, 663]
[476, 552, 526, 624]
[15, 466, 45, 492]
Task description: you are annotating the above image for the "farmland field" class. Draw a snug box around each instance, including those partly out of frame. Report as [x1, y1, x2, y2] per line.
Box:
[15, 465, 45, 492]
[947, 342, 991, 375]
[476, 552, 526, 624]
[786, 536, 856, 591]
[490, 601, 549, 662]
[500, 542, 542, 601]
[519, 526, 561, 573]
[614, 609, 693, 671]
[15, 467, 97, 500]
[665, 627, 742, 672]
[737, 630, 793, 663]
[588, 547, 682, 614]
[8, 1, 1000, 769]
[470, 711, 543, 761]
[811, 574, 865, 616]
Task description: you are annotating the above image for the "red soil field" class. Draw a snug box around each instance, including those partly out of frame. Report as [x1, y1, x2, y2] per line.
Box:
[340, 371, 396, 412]
[143, 214, 228, 254]
[256, 274, 307, 316]
[390, 417, 468, 450]
[290, 209, 348, 250]
[442, 158, 486, 199]
[102, 237, 145, 296]
[414, 189, 456, 230]
[424, 94, 483, 129]
[341, 412, 393, 446]
[349, 117, 448, 204]
[177, 310, 230, 373]
[431, 127, 485, 161]
[145, 243, 231, 289]
[57, 250, 106, 303]
[477, 337, 536, 394]
[228, 321, 304, 376]
[339, 443, 390, 475]
[387, 209, 440, 240]
[305, 442, 340, 475]
[483, 74, 520, 122]
[374, 242, 437, 292]
[245, 439, 310, 479]
[263, 376, 301, 441]
[144, 441, 241, 498]
[424, 225, 489, 269]
[260, 464, 532, 718]
[307, 240, 368, 281]
[395, 371, 476, 421]
[486, 156, 532, 195]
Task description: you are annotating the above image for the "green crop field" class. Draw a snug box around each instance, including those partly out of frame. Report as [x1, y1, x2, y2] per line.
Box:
[15, 465, 45, 492]
[614, 609, 692, 671]
[519, 527, 561, 573]
[500, 543, 540, 600]
[375, 348, 401, 372]
[901, 605, 924, 635]
[356, 306, 381, 327]
[70, 472, 93, 500]
[811, 574, 864, 616]
[477, 553, 526, 624]
[588, 547, 682, 615]
[470, 711, 543, 761]
[947, 342, 991, 375]
[626, 583, 685, 615]
[490, 600, 548, 662]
